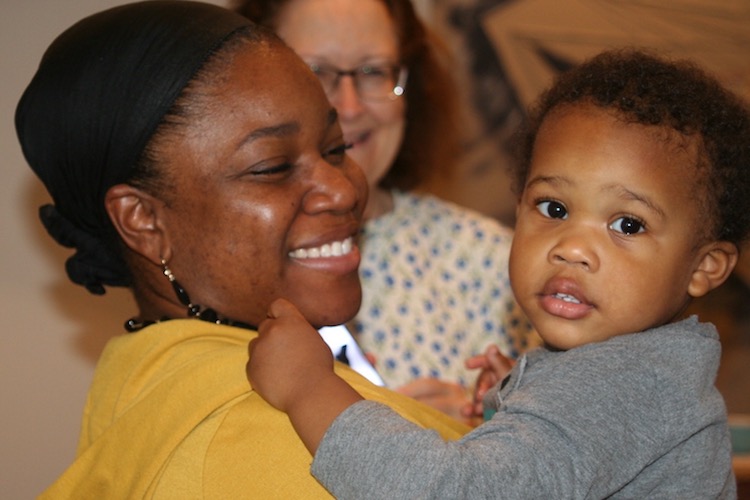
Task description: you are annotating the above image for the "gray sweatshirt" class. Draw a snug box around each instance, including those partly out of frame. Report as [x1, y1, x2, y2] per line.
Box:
[312, 316, 736, 499]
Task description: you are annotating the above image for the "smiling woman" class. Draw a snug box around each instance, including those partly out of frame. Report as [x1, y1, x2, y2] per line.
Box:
[235, 0, 536, 425]
[15, 1, 468, 497]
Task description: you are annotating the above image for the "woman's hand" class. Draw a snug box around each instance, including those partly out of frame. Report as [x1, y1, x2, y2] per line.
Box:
[247, 298, 362, 453]
[463, 345, 516, 420]
[397, 378, 481, 427]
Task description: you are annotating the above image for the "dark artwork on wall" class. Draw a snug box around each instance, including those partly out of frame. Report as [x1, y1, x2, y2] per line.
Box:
[426, 0, 750, 224]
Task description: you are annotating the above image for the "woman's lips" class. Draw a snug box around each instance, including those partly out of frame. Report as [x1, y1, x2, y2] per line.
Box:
[288, 236, 361, 275]
[288, 237, 354, 259]
[344, 130, 370, 148]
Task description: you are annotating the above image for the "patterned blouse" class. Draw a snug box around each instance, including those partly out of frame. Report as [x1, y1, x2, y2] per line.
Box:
[352, 191, 536, 388]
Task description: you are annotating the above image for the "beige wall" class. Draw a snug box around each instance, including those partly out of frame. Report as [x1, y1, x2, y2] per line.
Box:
[2, 1, 748, 497]
[0, 2, 217, 497]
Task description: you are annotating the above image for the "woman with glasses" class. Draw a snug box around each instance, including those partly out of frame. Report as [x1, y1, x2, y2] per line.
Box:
[235, 0, 535, 425]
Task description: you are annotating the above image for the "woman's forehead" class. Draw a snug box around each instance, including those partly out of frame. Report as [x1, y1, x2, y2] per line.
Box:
[159, 43, 333, 167]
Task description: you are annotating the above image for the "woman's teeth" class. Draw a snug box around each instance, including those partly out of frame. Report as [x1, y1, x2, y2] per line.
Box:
[554, 293, 581, 304]
[289, 237, 353, 259]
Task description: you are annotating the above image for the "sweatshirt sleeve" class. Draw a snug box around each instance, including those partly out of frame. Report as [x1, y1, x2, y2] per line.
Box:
[310, 322, 733, 499]
[311, 400, 579, 499]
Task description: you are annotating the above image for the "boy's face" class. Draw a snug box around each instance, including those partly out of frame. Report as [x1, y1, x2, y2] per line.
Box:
[510, 104, 713, 350]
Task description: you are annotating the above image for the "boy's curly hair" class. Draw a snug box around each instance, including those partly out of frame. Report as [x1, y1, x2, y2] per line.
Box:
[514, 48, 750, 245]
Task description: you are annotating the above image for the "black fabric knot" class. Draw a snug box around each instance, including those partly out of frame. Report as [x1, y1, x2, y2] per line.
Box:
[39, 204, 130, 294]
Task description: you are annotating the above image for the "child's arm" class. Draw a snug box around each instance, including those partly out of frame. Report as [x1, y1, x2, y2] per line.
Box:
[246, 298, 363, 454]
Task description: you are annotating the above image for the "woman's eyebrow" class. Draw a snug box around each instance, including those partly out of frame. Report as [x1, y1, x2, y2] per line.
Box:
[239, 109, 338, 146]
[241, 122, 301, 145]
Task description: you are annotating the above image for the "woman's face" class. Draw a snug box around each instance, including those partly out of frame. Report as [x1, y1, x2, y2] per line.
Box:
[156, 42, 368, 328]
[274, 0, 406, 198]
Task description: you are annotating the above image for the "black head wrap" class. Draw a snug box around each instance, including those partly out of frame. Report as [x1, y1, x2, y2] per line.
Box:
[15, 1, 253, 294]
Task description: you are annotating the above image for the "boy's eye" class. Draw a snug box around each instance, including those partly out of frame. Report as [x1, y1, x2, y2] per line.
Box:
[536, 200, 567, 219]
[610, 216, 645, 235]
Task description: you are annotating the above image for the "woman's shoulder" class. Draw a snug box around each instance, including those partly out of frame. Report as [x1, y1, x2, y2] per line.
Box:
[89, 320, 254, 425]
[100, 320, 253, 373]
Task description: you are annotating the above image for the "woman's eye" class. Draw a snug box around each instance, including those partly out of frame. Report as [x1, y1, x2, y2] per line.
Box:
[360, 65, 388, 77]
[324, 143, 352, 164]
[610, 216, 645, 235]
[536, 200, 567, 219]
[250, 162, 292, 176]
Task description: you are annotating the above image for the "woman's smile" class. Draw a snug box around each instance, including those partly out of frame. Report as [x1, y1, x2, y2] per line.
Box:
[288, 236, 355, 259]
[287, 235, 362, 274]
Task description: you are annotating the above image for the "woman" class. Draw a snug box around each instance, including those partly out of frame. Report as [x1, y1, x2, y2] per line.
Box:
[234, 0, 535, 421]
[16, 2, 467, 497]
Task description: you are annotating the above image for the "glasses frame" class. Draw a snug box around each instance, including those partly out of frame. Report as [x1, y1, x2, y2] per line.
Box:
[308, 62, 409, 102]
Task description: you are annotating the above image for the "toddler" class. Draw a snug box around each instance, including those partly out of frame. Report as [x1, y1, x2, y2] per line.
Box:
[248, 49, 750, 498]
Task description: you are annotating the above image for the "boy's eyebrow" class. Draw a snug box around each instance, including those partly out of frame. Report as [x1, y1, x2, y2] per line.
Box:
[526, 175, 568, 189]
[606, 184, 666, 218]
[527, 175, 666, 217]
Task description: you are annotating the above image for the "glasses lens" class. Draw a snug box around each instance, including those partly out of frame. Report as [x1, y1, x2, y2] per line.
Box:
[308, 62, 406, 101]
[357, 65, 403, 100]
[308, 64, 339, 95]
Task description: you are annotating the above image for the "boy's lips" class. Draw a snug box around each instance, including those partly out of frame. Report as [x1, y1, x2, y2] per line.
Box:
[538, 277, 594, 319]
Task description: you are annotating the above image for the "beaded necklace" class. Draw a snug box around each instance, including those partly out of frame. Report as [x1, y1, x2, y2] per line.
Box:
[124, 260, 257, 333]
[124, 308, 256, 332]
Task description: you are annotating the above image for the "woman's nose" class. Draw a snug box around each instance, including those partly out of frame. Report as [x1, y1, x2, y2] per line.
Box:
[303, 159, 364, 215]
[548, 227, 599, 272]
[328, 75, 366, 119]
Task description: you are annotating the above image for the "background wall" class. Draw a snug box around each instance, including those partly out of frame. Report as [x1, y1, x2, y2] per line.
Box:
[425, 0, 750, 225]
[1, 1, 748, 498]
[0, 2, 217, 498]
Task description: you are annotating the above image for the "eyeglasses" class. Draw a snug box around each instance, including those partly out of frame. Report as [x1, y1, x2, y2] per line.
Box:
[307, 62, 408, 102]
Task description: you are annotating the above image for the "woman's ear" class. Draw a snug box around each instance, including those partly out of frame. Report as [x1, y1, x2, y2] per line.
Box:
[687, 241, 739, 298]
[105, 184, 169, 264]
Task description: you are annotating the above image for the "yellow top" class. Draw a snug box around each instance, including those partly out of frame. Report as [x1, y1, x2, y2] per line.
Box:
[40, 320, 469, 499]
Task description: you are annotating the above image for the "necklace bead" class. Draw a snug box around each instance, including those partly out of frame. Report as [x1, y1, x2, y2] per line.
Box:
[124, 307, 256, 333]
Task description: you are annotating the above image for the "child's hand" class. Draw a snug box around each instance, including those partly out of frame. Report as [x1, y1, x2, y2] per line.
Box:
[247, 298, 334, 412]
[464, 345, 515, 419]
[247, 298, 363, 454]
[397, 377, 480, 426]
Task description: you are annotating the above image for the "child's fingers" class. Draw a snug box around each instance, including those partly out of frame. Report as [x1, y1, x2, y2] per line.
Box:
[474, 370, 498, 400]
[464, 353, 489, 370]
[266, 297, 297, 319]
[486, 348, 515, 380]
[365, 352, 377, 367]
[247, 337, 258, 361]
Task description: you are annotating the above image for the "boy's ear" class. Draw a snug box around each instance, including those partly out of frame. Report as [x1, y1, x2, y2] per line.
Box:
[687, 241, 739, 298]
[104, 184, 170, 264]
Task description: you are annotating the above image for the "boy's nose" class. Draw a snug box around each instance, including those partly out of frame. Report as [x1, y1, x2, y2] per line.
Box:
[548, 230, 599, 272]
